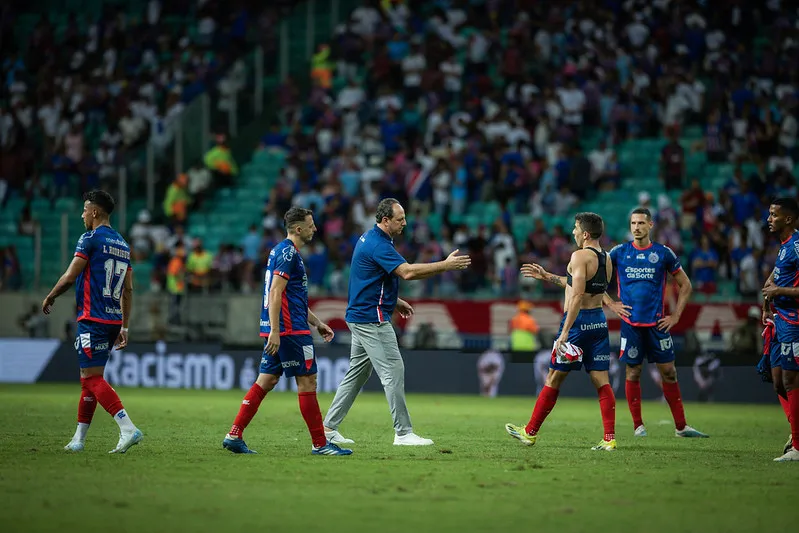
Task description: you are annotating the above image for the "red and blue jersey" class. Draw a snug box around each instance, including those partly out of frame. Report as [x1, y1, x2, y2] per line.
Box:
[609, 241, 682, 327]
[74, 225, 132, 325]
[772, 231, 799, 324]
[260, 239, 310, 337]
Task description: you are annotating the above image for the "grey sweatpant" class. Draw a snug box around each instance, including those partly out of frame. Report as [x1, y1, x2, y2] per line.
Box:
[324, 321, 412, 435]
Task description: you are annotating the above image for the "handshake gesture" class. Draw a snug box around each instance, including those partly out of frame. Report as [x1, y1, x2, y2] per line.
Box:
[520, 263, 547, 280]
[444, 249, 471, 271]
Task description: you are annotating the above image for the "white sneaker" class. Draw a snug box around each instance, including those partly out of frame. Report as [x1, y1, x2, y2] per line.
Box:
[325, 429, 355, 445]
[634, 425, 647, 437]
[109, 428, 143, 454]
[675, 425, 709, 438]
[774, 446, 799, 462]
[393, 432, 434, 446]
[64, 440, 84, 452]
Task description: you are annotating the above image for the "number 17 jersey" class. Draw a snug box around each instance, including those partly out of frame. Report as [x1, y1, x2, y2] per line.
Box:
[74, 225, 132, 324]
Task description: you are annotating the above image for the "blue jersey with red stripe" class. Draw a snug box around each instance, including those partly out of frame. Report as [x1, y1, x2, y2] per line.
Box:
[772, 231, 799, 324]
[345, 225, 406, 324]
[74, 225, 132, 324]
[609, 241, 682, 327]
[260, 239, 310, 337]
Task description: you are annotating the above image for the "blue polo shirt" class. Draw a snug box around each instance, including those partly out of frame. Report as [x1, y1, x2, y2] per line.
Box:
[345, 225, 407, 323]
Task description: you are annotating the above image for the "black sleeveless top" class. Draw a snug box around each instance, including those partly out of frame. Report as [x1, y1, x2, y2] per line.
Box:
[566, 247, 609, 295]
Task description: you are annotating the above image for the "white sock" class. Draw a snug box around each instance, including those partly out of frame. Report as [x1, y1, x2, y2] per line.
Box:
[71, 422, 90, 442]
[113, 409, 136, 432]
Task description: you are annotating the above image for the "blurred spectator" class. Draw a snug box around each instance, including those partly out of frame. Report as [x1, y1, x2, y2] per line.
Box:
[167, 243, 186, 324]
[213, 244, 244, 291]
[509, 300, 540, 353]
[305, 242, 328, 295]
[690, 235, 719, 295]
[187, 162, 213, 208]
[186, 239, 214, 292]
[680, 180, 705, 231]
[730, 307, 762, 357]
[660, 127, 685, 191]
[1, 245, 21, 291]
[204, 135, 239, 187]
[63, 122, 85, 166]
[130, 210, 154, 261]
[163, 174, 191, 226]
[51, 147, 72, 200]
[240, 224, 261, 293]
[311, 43, 334, 90]
[17, 203, 38, 236]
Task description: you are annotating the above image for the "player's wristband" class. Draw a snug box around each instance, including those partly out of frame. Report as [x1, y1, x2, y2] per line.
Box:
[121, 327, 129, 333]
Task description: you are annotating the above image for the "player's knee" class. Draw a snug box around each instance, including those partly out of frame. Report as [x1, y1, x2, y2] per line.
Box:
[783, 370, 799, 392]
[774, 381, 787, 398]
[296, 374, 317, 393]
[256, 373, 279, 392]
[659, 364, 677, 383]
[589, 371, 610, 389]
[545, 369, 567, 389]
[625, 365, 642, 381]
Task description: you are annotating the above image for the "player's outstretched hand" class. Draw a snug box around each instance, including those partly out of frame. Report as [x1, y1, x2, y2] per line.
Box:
[520, 263, 546, 280]
[265, 331, 280, 355]
[607, 300, 632, 319]
[656, 314, 679, 333]
[41, 295, 55, 315]
[114, 329, 128, 350]
[317, 323, 335, 343]
[396, 299, 414, 319]
[444, 249, 471, 271]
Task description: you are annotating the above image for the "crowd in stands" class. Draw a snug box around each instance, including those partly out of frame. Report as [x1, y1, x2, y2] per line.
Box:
[0, 0, 293, 206]
[231, 0, 797, 299]
[4, 1, 799, 302]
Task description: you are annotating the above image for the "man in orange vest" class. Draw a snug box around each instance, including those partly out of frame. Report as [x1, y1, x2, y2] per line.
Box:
[509, 300, 540, 352]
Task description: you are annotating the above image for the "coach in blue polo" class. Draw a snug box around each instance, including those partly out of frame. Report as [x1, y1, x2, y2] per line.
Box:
[323, 198, 471, 446]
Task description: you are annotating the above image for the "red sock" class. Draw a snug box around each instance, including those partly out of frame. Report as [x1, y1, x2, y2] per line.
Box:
[77, 378, 97, 424]
[625, 379, 643, 428]
[298, 391, 327, 448]
[597, 384, 616, 441]
[789, 389, 799, 449]
[525, 385, 559, 435]
[778, 394, 792, 424]
[662, 381, 687, 431]
[229, 384, 268, 438]
[83, 375, 123, 416]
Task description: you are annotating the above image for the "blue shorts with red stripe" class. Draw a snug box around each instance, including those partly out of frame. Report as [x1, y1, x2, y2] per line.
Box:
[774, 312, 799, 372]
[260, 334, 317, 377]
[619, 320, 675, 365]
[75, 320, 121, 368]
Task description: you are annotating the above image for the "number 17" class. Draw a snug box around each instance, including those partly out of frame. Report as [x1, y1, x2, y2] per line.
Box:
[103, 259, 127, 300]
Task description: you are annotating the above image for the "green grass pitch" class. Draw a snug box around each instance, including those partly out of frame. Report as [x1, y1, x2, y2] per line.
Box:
[0, 384, 796, 533]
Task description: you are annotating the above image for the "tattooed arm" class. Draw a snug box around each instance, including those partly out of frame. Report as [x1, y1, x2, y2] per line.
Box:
[520, 263, 566, 287]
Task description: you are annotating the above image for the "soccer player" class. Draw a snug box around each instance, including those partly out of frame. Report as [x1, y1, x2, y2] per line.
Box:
[506, 212, 618, 451]
[323, 198, 471, 446]
[42, 190, 143, 453]
[603, 208, 708, 438]
[761, 197, 799, 462]
[758, 305, 793, 455]
[222, 207, 351, 456]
